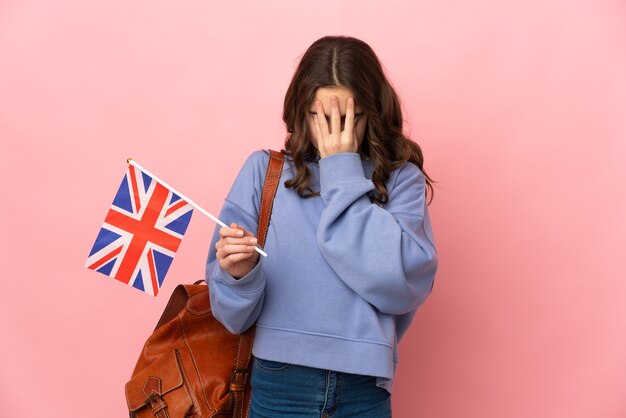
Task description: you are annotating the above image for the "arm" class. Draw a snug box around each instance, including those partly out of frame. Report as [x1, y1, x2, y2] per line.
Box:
[316, 152, 438, 315]
[204, 150, 269, 334]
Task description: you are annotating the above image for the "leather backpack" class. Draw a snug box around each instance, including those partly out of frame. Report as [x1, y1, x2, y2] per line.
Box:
[125, 149, 284, 417]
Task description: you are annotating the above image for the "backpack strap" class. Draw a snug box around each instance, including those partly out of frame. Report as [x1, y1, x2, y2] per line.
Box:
[256, 149, 284, 249]
[230, 148, 284, 418]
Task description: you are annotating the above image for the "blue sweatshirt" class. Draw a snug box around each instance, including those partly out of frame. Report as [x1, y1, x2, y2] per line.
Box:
[204, 149, 438, 394]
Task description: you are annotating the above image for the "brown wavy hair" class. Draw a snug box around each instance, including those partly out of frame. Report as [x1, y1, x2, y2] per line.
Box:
[280, 35, 436, 206]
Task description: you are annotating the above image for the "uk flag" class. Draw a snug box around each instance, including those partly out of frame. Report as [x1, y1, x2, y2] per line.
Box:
[85, 165, 193, 296]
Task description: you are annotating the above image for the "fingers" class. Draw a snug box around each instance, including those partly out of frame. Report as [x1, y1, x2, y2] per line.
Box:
[216, 223, 258, 255]
[314, 100, 329, 157]
[219, 223, 254, 238]
[330, 95, 341, 135]
[216, 241, 257, 259]
[224, 252, 255, 263]
[313, 96, 358, 157]
[219, 223, 243, 238]
[313, 112, 323, 152]
[215, 236, 257, 250]
[314, 100, 329, 136]
[342, 97, 355, 144]
[344, 97, 355, 132]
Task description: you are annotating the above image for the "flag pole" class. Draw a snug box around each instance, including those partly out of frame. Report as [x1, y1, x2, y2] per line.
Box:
[127, 158, 267, 258]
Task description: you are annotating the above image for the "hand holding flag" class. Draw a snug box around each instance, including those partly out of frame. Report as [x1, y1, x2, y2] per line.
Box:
[85, 158, 267, 296]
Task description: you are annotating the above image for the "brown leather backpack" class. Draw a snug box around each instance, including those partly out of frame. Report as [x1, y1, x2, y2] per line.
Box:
[125, 149, 284, 417]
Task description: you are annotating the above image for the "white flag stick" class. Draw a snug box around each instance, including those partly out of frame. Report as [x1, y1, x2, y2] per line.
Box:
[127, 158, 267, 258]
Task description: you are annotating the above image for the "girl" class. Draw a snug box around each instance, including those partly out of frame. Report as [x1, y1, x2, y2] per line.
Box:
[205, 35, 438, 418]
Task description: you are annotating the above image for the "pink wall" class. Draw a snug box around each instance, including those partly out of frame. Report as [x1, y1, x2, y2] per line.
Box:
[1, 1, 624, 417]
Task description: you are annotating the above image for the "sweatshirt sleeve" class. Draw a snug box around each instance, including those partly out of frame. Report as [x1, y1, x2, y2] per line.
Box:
[317, 152, 438, 315]
[204, 150, 269, 334]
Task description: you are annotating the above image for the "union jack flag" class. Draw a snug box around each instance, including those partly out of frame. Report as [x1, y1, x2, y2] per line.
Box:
[85, 165, 193, 296]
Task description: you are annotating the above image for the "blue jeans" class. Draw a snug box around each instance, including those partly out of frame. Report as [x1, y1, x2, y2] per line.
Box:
[248, 355, 392, 417]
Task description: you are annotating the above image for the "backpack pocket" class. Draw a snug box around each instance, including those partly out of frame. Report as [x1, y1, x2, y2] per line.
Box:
[125, 349, 194, 417]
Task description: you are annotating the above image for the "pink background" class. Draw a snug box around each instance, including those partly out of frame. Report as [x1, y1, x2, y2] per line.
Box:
[1, 1, 625, 417]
